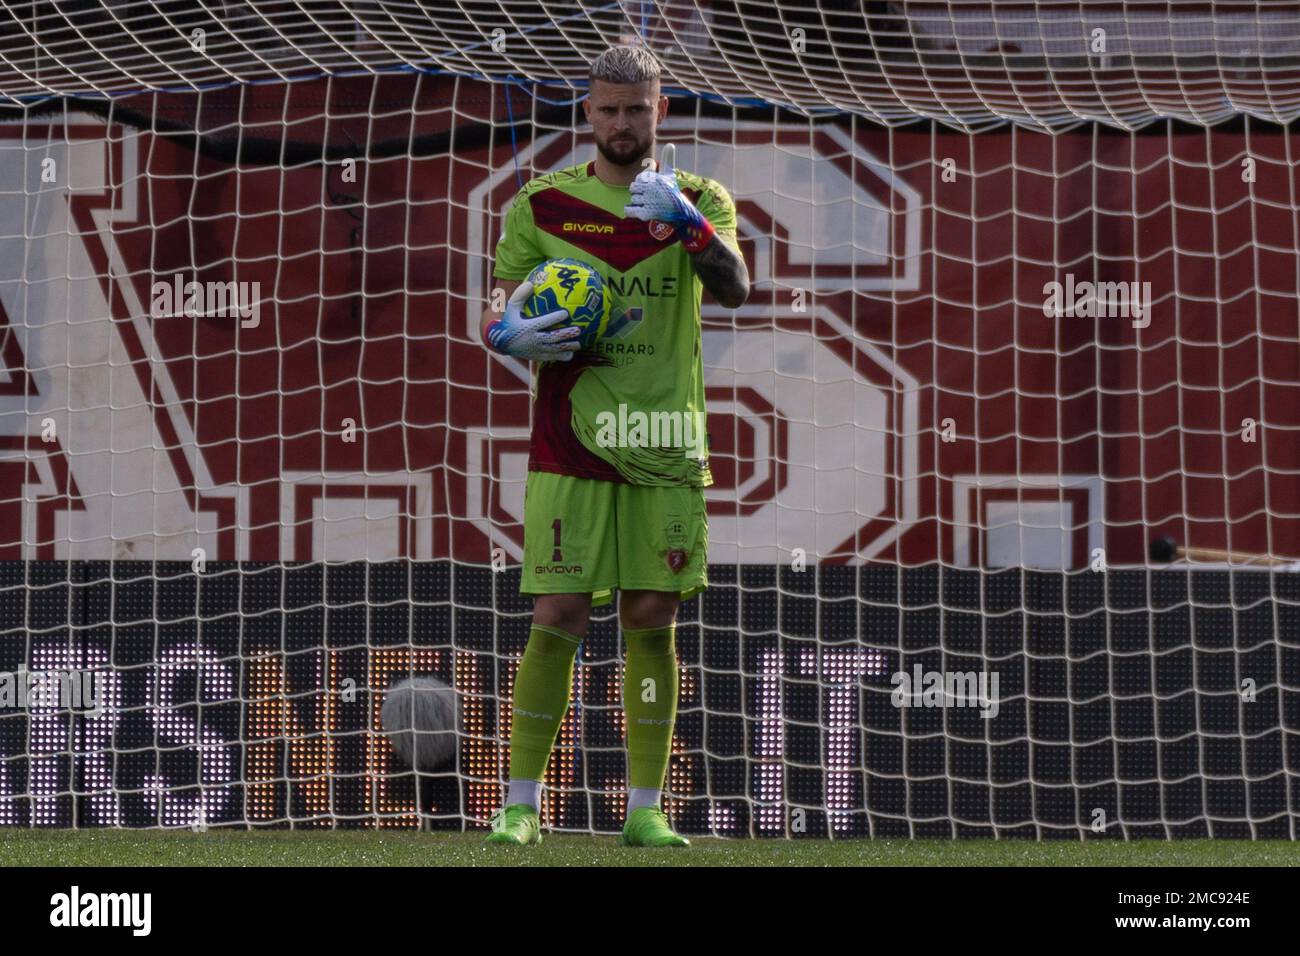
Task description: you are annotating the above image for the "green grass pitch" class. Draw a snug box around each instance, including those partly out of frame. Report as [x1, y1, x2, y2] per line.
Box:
[1, 830, 1296, 866]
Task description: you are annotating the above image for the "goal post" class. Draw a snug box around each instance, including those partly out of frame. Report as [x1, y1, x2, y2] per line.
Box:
[0, 1, 1297, 838]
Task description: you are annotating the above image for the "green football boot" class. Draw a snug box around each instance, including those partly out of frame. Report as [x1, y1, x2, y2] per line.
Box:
[484, 804, 542, 846]
[621, 807, 690, 847]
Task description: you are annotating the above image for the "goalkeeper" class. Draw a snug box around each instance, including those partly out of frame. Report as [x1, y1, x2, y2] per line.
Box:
[479, 44, 749, 847]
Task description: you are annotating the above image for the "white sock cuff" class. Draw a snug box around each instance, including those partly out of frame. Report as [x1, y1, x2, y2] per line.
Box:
[627, 787, 662, 814]
[506, 778, 543, 811]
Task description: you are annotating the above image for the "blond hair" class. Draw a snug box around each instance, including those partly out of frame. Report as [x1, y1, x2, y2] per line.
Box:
[589, 44, 662, 86]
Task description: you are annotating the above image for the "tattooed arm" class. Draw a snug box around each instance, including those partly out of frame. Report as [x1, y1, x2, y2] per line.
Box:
[689, 235, 750, 309]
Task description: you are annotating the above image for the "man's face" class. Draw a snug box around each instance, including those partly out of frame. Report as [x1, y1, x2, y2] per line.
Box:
[584, 79, 666, 168]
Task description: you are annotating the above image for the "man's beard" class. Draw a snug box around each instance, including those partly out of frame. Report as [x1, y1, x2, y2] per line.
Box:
[595, 131, 650, 168]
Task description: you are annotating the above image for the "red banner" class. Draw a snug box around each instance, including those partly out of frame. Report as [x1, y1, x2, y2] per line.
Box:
[1, 75, 1295, 568]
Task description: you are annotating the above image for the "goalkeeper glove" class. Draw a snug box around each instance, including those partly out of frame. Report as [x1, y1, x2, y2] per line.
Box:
[483, 281, 580, 362]
[623, 143, 716, 253]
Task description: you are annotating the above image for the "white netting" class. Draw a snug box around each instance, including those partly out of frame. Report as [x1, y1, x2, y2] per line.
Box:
[3, 2, 1300, 128]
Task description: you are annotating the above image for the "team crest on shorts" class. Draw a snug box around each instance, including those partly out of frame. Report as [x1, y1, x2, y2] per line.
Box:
[666, 549, 689, 573]
[649, 220, 675, 241]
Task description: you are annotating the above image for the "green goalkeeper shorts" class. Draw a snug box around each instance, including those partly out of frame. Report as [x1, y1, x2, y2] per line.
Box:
[521, 470, 708, 606]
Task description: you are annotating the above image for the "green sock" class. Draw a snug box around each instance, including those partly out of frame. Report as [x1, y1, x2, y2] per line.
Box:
[508, 624, 582, 784]
[622, 625, 679, 791]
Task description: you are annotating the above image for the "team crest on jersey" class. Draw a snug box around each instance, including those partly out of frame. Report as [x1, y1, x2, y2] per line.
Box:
[649, 220, 675, 241]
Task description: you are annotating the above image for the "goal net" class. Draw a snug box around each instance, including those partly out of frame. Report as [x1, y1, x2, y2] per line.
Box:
[0, 1, 1297, 839]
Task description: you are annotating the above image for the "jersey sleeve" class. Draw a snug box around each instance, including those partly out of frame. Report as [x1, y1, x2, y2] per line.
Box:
[695, 179, 740, 255]
[492, 188, 543, 281]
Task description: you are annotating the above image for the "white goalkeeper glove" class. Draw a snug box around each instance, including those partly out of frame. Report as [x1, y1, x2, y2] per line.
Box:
[623, 143, 716, 253]
[483, 281, 580, 362]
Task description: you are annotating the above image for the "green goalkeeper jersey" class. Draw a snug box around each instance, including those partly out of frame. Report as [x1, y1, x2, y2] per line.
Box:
[492, 160, 739, 487]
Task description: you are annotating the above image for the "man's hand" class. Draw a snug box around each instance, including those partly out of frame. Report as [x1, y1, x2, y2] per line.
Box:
[623, 144, 716, 253]
[483, 281, 580, 362]
[624, 144, 750, 308]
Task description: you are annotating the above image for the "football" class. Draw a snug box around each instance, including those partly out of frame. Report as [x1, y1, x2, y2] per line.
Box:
[380, 675, 458, 771]
[523, 257, 611, 348]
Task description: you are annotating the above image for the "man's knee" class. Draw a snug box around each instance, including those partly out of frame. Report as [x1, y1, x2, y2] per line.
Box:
[619, 590, 680, 630]
[532, 593, 592, 638]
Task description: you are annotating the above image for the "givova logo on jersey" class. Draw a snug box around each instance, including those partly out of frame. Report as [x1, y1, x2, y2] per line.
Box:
[563, 221, 615, 235]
